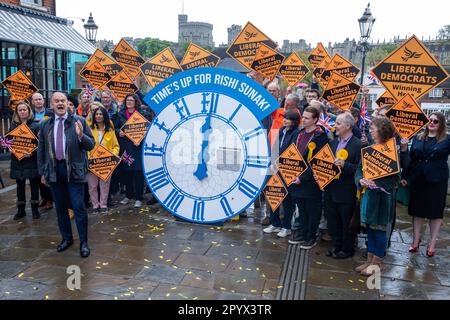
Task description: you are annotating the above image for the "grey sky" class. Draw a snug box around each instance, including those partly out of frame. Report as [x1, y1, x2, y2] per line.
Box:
[57, 0, 449, 47]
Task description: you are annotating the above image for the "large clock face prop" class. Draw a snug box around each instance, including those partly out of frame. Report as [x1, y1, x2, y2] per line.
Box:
[143, 68, 279, 224]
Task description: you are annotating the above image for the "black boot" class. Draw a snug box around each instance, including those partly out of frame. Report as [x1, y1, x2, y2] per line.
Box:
[14, 204, 26, 220]
[31, 203, 41, 220]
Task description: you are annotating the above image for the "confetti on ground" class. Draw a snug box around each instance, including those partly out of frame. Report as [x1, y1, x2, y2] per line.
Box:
[348, 280, 354, 284]
[185, 271, 193, 275]
[117, 239, 123, 242]
[18, 273, 24, 278]
[250, 290, 257, 293]
[277, 285, 284, 289]
[220, 287, 227, 291]
[139, 235, 144, 239]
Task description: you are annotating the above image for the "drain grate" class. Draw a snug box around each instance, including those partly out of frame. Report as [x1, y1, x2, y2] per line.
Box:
[275, 244, 309, 300]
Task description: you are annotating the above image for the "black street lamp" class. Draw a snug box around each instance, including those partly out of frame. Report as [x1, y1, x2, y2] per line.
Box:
[358, 3, 376, 85]
[84, 13, 98, 44]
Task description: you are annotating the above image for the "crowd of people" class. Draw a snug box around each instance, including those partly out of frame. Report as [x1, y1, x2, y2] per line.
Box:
[5, 72, 449, 272]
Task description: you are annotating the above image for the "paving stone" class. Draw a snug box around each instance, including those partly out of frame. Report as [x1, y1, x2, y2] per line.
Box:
[213, 273, 266, 296]
[0, 279, 50, 300]
[135, 264, 189, 285]
[382, 265, 441, 286]
[174, 253, 231, 272]
[379, 278, 428, 300]
[306, 285, 379, 300]
[0, 261, 30, 279]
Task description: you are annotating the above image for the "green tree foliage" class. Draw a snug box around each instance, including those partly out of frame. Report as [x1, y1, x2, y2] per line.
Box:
[366, 44, 397, 67]
[438, 25, 450, 40]
[137, 38, 173, 58]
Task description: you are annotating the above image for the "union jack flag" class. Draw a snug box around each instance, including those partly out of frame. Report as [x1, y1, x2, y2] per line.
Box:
[0, 136, 13, 152]
[121, 151, 135, 167]
[368, 70, 379, 85]
[360, 99, 372, 130]
[318, 113, 335, 133]
[84, 85, 95, 97]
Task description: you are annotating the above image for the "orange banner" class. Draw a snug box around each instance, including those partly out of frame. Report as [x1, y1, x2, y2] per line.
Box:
[320, 53, 360, 86]
[1, 71, 38, 101]
[308, 43, 331, 69]
[105, 71, 138, 103]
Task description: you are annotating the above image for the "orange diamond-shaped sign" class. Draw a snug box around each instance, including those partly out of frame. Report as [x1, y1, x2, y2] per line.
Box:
[313, 55, 332, 88]
[105, 70, 138, 103]
[82, 49, 123, 77]
[5, 123, 39, 161]
[121, 111, 151, 147]
[140, 47, 183, 88]
[276, 144, 308, 186]
[226, 22, 277, 71]
[322, 72, 361, 111]
[320, 53, 360, 86]
[376, 91, 397, 107]
[111, 38, 145, 79]
[372, 35, 449, 101]
[1, 70, 38, 101]
[361, 138, 400, 181]
[180, 43, 221, 71]
[308, 43, 331, 69]
[279, 52, 310, 86]
[88, 145, 121, 182]
[251, 43, 285, 81]
[79, 60, 111, 90]
[385, 94, 430, 139]
[263, 173, 288, 212]
[309, 144, 341, 190]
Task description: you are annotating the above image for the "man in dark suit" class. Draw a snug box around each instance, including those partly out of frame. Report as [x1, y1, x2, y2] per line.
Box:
[324, 112, 362, 259]
[38, 92, 95, 258]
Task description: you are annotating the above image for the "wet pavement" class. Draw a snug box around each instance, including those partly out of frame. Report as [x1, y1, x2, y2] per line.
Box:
[0, 161, 449, 300]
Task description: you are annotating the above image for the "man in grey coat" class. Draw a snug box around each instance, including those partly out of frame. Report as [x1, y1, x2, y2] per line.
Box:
[38, 92, 95, 258]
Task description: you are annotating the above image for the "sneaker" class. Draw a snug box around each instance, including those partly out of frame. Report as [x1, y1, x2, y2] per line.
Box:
[134, 200, 142, 208]
[300, 239, 318, 250]
[288, 230, 305, 245]
[263, 225, 282, 234]
[120, 197, 131, 205]
[277, 228, 292, 238]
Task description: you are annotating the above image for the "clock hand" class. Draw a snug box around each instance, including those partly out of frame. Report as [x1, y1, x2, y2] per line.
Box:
[193, 105, 213, 181]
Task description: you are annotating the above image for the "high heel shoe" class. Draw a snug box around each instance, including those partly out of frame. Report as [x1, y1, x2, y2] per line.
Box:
[408, 240, 421, 253]
[426, 248, 435, 258]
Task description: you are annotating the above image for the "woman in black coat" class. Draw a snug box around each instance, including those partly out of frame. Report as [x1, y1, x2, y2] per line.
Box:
[9, 101, 41, 220]
[401, 112, 450, 258]
[115, 94, 153, 208]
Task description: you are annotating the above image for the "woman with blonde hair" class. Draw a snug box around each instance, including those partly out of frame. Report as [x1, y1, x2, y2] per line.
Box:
[9, 101, 41, 220]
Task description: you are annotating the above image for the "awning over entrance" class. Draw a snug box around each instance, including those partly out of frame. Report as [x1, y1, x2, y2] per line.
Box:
[0, 6, 96, 55]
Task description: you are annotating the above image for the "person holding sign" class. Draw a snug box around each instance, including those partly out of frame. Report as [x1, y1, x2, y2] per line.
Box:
[263, 110, 301, 238]
[38, 92, 95, 258]
[87, 106, 120, 213]
[324, 112, 362, 259]
[115, 94, 152, 208]
[9, 101, 41, 220]
[289, 107, 329, 249]
[401, 112, 450, 258]
[355, 118, 399, 275]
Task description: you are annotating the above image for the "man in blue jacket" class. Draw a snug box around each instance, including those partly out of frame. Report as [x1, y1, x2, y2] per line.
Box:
[38, 92, 95, 258]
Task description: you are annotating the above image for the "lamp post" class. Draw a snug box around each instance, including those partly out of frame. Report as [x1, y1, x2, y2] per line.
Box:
[84, 13, 98, 44]
[358, 3, 376, 86]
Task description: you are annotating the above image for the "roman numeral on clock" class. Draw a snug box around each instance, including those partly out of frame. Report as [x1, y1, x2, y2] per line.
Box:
[220, 197, 234, 217]
[145, 168, 169, 192]
[173, 98, 191, 120]
[238, 179, 259, 198]
[246, 155, 270, 168]
[144, 143, 163, 157]
[192, 200, 205, 221]
[243, 127, 264, 141]
[164, 189, 184, 213]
